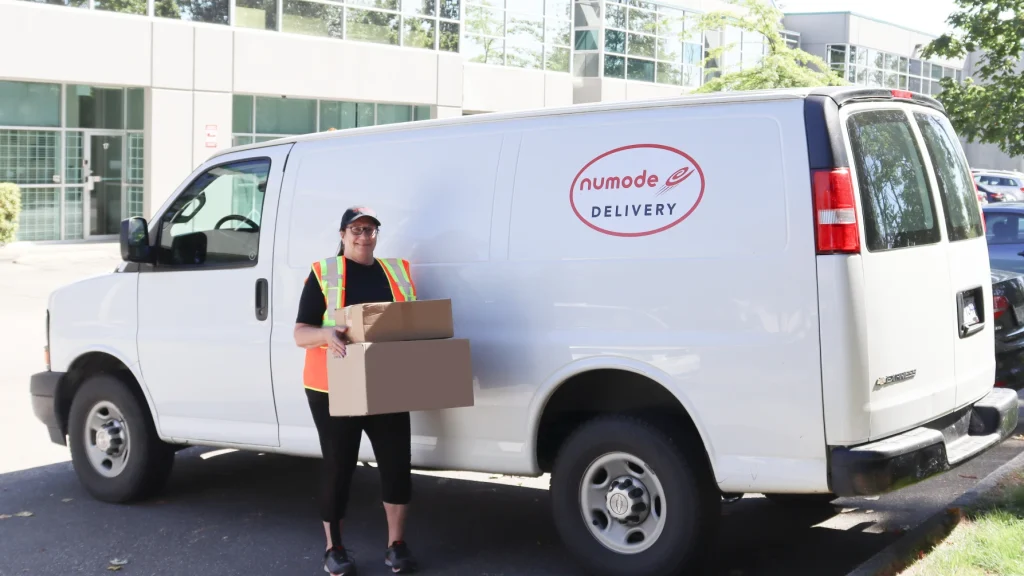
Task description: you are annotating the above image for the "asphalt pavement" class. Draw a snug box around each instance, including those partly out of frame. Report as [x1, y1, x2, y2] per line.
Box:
[1, 242, 1022, 576]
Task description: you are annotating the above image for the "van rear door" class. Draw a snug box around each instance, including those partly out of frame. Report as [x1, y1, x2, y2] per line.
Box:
[841, 105, 956, 438]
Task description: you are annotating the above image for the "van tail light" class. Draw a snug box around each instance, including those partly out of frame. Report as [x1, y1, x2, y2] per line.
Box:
[994, 295, 1010, 321]
[891, 89, 914, 100]
[813, 168, 860, 254]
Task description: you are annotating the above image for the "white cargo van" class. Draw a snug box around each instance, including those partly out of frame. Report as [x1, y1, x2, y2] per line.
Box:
[31, 87, 1019, 576]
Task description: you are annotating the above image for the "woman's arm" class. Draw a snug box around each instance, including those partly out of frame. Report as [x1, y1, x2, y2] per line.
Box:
[294, 324, 348, 357]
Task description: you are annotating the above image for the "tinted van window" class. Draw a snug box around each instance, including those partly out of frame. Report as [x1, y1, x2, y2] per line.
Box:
[915, 113, 984, 242]
[847, 109, 940, 251]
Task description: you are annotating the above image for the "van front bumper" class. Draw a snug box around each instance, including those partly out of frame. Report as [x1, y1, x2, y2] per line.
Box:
[828, 387, 1020, 497]
[30, 371, 67, 446]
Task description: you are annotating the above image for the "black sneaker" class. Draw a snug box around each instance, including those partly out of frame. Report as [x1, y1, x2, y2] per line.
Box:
[384, 541, 418, 573]
[323, 546, 357, 575]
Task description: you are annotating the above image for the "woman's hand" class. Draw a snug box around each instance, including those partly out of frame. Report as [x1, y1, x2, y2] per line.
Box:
[323, 327, 348, 358]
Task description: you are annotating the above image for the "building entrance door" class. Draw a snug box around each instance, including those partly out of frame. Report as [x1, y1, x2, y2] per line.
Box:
[84, 133, 124, 237]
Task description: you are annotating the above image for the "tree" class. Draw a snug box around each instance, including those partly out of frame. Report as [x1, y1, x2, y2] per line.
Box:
[693, 0, 844, 93]
[922, 0, 1024, 158]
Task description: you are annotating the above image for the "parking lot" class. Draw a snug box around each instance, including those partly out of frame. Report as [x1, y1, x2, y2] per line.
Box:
[1, 242, 1022, 576]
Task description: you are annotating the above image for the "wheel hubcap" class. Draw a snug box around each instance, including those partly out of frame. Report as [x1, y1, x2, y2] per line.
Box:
[580, 452, 666, 555]
[83, 401, 131, 478]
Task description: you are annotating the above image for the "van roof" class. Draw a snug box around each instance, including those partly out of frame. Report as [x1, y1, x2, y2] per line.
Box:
[214, 86, 944, 159]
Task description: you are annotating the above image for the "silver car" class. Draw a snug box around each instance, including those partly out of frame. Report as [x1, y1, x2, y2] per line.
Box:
[975, 170, 1024, 202]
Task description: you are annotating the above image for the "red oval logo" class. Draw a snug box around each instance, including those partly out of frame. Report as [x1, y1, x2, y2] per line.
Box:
[570, 144, 705, 237]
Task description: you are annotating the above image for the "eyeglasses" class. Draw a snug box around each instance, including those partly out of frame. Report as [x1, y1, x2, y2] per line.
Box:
[347, 225, 378, 238]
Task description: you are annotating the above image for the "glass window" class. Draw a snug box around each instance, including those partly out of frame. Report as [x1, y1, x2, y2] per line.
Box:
[404, 17, 436, 49]
[232, 135, 255, 147]
[440, 22, 460, 51]
[847, 109, 940, 251]
[915, 113, 984, 242]
[235, 0, 279, 30]
[575, 0, 601, 27]
[507, 39, 544, 69]
[157, 0, 230, 24]
[66, 85, 124, 130]
[414, 105, 432, 120]
[466, 5, 504, 36]
[850, 45, 866, 66]
[909, 59, 922, 76]
[828, 45, 847, 65]
[627, 7, 656, 34]
[603, 3, 625, 28]
[233, 95, 254, 133]
[604, 30, 625, 54]
[506, 0, 543, 15]
[357, 103, 375, 127]
[282, 0, 343, 38]
[984, 213, 1022, 245]
[932, 81, 943, 95]
[657, 38, 681, 62]
[931, 63, 943, 80]
[899, 57, 908, 74]
[94, 0, 146, 15]
[156, 159, 271, 268]
[126, 88, 145, 131]
[847, 65, 857, 84]
[683, 42, 701, 66]
[0, 81, 60, 128]
[626, 58, 655, 82]
[922, 62, 931, 78]
[656, 62, 681, 85]
[884, 53, 897, 71]
[546, 46, 570, 72]
[0, 130, 60, 186]
[546, 0, 570, 19]
[575, 30, 598, 50]
[546, 19, 570, 46]
[627, 33, 655, 59]
[440, 0, 459, 19]
[657, 7, 684, 36]
[884, 73, 898, 88]
[348, 0, 399, 9]
[403, 0, 435, 16]
[899, 74, 908, 90]
[909, 77, 922, 93]
[254, 97, 316, 134]
[319, 100, 356, 131]
[377, 104, 412, 124]
[956, 70, 963, 82]
[943, 67, 955, 79]
[508, 13, 543, 43]
[604, 54, 625, 78]
[346, 8, 400, 45]
[465, 35, 505, 64]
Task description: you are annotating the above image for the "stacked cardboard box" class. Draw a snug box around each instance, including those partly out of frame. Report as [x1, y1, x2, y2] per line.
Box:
[326, 299, 475, 417]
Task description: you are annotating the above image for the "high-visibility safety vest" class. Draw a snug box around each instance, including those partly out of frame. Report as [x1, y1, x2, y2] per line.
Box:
[303, 256, 417, 392]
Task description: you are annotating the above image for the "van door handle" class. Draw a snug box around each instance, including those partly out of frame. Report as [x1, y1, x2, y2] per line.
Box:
[255, 278, 268, 321]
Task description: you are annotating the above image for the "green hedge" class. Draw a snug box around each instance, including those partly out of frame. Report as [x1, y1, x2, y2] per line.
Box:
[0, 182, 21, 245]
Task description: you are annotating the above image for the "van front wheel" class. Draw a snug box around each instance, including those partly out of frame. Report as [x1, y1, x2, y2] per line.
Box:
[550, 416, 719, 576]
[68, 374, 175, 503]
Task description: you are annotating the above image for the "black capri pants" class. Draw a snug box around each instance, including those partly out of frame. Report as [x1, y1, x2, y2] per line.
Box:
[306, 389, 413, 522]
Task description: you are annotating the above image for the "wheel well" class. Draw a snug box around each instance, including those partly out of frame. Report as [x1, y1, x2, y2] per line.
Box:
[57, 353, 145, 437]
[535, 369, 713, 477]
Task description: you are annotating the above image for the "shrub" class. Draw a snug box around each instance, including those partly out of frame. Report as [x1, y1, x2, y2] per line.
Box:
[0, 182, 22, 246]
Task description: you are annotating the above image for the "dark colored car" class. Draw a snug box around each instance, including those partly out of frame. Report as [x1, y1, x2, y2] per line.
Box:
[991, 269, 1024, 390]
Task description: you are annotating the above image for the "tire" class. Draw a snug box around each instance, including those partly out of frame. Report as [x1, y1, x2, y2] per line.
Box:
[764, 493, 837, 508]
[550, 416, 720, 576]
[68, 374, 175, 503]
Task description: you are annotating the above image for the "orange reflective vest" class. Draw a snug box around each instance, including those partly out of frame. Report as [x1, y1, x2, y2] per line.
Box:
[303, 256, 417, 392]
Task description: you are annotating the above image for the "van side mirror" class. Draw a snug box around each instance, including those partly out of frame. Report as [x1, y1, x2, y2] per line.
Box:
[120, 217, 153, 263]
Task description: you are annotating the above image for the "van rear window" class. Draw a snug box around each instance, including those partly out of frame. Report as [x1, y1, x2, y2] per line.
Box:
[847, 109, 941, 252]
[915, 113, 984, 242]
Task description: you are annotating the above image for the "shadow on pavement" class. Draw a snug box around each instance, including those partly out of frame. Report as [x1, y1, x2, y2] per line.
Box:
[0, 448, 901, 576]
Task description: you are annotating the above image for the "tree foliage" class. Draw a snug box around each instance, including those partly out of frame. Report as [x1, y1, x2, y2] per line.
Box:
[922, 0, 1024, 158]
[693, 0, 844, 93]
[0, 183, 21, 246]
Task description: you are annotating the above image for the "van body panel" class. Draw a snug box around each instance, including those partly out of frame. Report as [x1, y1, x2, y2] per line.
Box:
[136, 144, 293, 448]
[47, 273, 140, 375]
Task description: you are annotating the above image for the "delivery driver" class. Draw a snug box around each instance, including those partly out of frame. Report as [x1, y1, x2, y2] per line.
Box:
[293, 207, 419, 575]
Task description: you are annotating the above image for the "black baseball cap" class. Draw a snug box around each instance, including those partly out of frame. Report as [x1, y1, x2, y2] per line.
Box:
[340, 206, 381, 230]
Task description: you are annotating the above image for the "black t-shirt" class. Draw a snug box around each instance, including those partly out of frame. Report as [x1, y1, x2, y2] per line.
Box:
[295, 258, 395, 327]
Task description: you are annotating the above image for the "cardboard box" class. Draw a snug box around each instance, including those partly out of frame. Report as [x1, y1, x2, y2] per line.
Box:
[337, 299, 455, 344]
[328, 338, 475, 417]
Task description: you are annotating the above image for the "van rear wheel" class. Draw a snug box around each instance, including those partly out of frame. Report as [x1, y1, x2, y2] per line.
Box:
[68, 374, 175, 503]
[550, 416, 719, 576]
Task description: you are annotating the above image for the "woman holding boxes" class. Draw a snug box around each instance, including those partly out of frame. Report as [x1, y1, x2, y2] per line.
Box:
[293, 206, 419, 575]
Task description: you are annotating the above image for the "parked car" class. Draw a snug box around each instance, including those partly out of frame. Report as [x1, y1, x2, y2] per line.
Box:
[990, 269, 1024, 390]
[31, 87, 1020, 576]
[975, 170, 1024, 202]
[982, 203, 1024, 274]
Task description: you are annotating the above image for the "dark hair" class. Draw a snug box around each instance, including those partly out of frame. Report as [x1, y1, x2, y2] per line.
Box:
[337, 240, 344, 256]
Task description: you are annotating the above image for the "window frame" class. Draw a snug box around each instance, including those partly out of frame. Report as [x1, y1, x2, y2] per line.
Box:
[141, 156, 274, 273]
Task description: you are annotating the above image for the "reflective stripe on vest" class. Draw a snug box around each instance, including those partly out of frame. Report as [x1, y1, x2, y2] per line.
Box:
[378, 258, 417, 301]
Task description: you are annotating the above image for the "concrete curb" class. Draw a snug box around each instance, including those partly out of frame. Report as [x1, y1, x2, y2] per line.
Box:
[845, 448, 1024, 576]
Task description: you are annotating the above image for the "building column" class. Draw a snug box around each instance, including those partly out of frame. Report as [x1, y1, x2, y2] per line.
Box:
[144, 88, 194, 220]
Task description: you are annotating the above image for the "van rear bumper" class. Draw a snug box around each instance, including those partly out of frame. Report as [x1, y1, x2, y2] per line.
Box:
[828, 388, 1020, 497]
